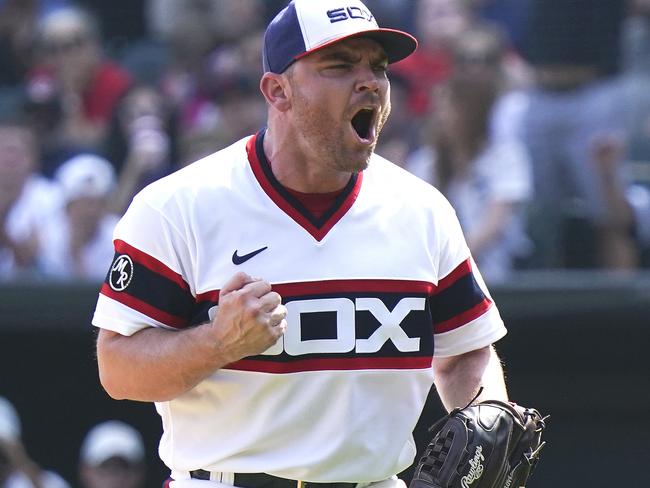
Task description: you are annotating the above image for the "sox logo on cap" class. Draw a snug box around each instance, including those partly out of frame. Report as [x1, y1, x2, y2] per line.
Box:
[263, 0, 417, 73]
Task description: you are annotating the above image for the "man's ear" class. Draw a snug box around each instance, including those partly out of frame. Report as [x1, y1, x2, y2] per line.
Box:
[260, 72, 291, 112]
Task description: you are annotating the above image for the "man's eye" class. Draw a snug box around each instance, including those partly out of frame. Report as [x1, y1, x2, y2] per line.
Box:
[373, 64, 388, 73]
[328, 64, 351, 70]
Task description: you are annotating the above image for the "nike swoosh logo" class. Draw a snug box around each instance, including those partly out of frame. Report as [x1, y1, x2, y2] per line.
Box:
[232, 246, 268, 265]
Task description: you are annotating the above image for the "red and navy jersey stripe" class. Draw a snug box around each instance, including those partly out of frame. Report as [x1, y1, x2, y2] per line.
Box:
[101, 240, 196, 329]
[431, 258, 492, 334]
[102, 243, 490, 371]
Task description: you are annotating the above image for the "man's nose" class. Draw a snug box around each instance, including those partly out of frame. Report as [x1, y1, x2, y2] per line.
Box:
[355, 66, 381, 93]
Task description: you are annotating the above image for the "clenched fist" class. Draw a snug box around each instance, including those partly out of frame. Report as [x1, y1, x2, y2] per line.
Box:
[210, 272, 287, 365]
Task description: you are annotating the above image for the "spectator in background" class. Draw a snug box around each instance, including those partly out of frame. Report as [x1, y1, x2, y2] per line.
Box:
[452, 20, 531, 90]
[405, 22, 532, 185]
[104, 83, 180, 214]
[427, 74, 533, 283]
[450, 22, 532, 149]
[0, 116, 61, 281]
[621, 0, 650, 266]
[627, 180, 650, 266]
[519, 0, 636, 269]
[149, 0, 223, 112]
[622, 0, 650, 75]
[590, 135, 643, 269]
[149, 0, 265, 110]
[0, 1, 40, 88]
[0, 0, 71, 89]
[78, 421, 145, 488]
[390, 0, 472, 117]
[0, 396, 70, 488]
[27, 6, 132, 175]
[175, 30, 267, 164]
[148, 0, 268, 163]
[374, 73, 419, 169]
[470, 0, 533, 54]
[622, 0, 650, 172]
[147, 0, 266, 48]
[38, 154, 118, 281]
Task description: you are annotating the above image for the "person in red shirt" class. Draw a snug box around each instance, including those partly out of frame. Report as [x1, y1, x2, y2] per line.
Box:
[390, 0, 472, 117]
[27, 6, 131, 158]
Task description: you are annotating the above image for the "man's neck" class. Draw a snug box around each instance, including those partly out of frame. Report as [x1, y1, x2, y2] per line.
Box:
[262, 127, 353, 193]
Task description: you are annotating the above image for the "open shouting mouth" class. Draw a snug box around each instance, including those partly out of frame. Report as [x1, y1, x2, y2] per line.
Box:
[350, 106, 377, 144]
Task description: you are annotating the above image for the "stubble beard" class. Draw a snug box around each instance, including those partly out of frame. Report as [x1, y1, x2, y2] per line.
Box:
[290, 85, 391, 174]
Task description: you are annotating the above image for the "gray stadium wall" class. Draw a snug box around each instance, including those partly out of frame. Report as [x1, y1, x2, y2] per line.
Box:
[1, 272, 649, 487]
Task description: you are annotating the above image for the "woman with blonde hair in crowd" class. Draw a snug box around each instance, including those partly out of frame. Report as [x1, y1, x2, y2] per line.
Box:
[429, 74, 533, 283]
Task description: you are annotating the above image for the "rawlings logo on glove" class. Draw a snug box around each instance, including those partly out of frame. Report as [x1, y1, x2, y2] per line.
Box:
[462, 446, 485, 487]
[410, 391, 547, 488]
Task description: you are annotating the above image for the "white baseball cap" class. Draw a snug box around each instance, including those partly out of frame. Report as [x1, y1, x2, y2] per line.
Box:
[55, 154, 116, 202]
[80, 421, 145, 466]
[263, 0, 418, 74]
[0, 396, 21, 443]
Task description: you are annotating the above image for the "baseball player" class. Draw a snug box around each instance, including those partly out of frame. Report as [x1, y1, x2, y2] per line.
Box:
[93, 1, 509, 487]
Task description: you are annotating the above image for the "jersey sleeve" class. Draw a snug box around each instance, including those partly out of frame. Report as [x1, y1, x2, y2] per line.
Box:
[430, 194, 507, 357]
[92, 191, 196, 336]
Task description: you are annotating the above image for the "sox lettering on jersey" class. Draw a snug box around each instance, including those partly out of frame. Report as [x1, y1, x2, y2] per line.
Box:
[209, 296, 425, 356]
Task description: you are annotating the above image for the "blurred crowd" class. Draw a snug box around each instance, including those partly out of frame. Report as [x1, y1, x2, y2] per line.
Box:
[1, 1, 650, 487]
[2, 396, 147, 488]
[1, 0, 650, 285]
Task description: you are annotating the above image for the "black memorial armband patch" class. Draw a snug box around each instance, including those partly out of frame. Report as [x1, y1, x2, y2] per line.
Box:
[101, 242, 195, 329]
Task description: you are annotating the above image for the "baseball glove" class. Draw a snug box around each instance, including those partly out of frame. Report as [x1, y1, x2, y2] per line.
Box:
[410, 396, 547, 488]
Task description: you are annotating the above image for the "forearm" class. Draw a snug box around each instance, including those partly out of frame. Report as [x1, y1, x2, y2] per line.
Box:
[432, 345, 508, 411]
[96, 325, 232, 402]
[97, 274, 287, 403]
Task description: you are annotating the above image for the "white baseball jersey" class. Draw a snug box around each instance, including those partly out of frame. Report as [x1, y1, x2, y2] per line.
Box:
[92, 131, 506, 482]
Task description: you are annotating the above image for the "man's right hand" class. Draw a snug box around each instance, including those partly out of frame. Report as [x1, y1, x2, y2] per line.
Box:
[97, 272, 288, 401]
[209, 272, 287, 365]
